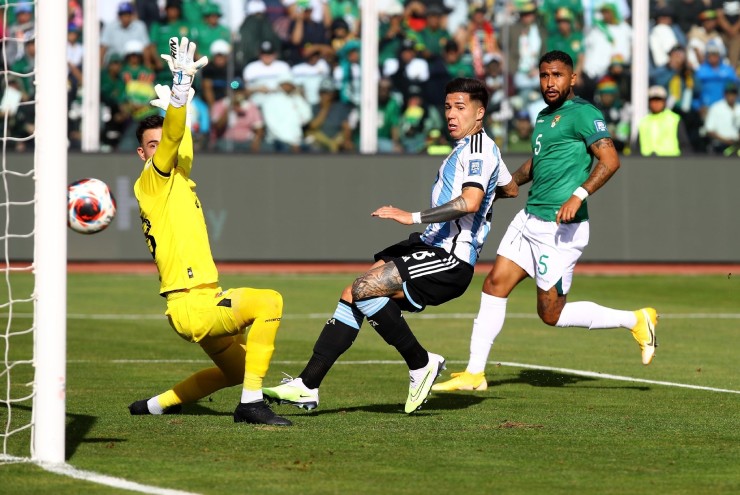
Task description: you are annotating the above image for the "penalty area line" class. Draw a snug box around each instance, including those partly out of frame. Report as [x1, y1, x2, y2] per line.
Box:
[494, 361, 740, 395]
[39, 462, 202, 495]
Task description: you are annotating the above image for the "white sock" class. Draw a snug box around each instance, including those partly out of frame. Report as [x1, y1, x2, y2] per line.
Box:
[147, 396, 164, 415]
[241, 388, 263, 404]
[467, 293, 507, 374]
[556, 301, 637, 329]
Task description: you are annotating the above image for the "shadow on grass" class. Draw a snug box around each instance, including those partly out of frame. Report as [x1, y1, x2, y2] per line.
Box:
[64, 408, 126, 458]
[0, 404, 120, 460]
[491, 369, 650, 391]
[182, 402, 233, 416]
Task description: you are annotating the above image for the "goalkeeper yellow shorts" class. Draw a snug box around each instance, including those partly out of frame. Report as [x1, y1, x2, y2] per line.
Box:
[165, 284, 239, 343]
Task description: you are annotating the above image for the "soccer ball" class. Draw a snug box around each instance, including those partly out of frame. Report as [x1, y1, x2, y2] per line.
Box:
[67, 178, 117, 234]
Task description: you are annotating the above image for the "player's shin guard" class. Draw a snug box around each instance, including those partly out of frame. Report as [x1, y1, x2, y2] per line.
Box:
[299, 299, 362, 389]
[355, 297, 428, 369]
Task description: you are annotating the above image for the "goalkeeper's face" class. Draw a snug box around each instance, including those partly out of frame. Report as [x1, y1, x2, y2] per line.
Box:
[136, 127, 162, 162]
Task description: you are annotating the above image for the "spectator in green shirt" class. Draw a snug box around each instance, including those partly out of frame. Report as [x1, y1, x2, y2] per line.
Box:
[443, 40, 474, 79]
[9, 37, 34, 97]
[377, 78, 403, 153]
[101, 54, 126, 112]
[328, 0, 359, 35]
[379, 8, 405, 65]
[192, 3, 231, 59]
[413, 3, 451, 58]
[546, 8, 584, 79]
[100, 54, 128, 151]
[541, 0, 583, 36]
[181, 0, 211, 27]
[148, 0, 192, 85]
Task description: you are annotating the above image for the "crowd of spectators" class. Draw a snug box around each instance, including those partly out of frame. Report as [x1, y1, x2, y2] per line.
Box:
[2, 0, 740, 156]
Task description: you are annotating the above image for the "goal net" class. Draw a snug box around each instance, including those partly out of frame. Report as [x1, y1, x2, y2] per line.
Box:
[1, 0, 68, 464]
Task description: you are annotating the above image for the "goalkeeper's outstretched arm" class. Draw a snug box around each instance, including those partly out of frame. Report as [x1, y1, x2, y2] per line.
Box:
[152, 105, 187, 175]
[149, 83, 194, 176]
[151, 37, 207, 175]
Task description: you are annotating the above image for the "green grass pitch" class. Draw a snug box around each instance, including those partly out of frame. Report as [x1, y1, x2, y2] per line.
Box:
[1, 271, 739, 494]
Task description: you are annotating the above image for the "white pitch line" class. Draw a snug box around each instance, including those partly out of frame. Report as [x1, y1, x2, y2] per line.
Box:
[494, 361, 740, 395]
[39, 462, 202, 495]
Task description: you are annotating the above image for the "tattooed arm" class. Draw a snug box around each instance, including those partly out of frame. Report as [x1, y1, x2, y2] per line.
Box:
[511, 157, 534, 186]
[371, 185, 485, 225]
[582, 137, 621, 195]
[556, 137, 621, 224]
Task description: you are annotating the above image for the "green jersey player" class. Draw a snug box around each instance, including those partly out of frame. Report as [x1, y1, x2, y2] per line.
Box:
[434, 50, 659, 393]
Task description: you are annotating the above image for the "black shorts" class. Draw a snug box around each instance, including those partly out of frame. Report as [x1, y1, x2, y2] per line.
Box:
[374, 233, 474, 312]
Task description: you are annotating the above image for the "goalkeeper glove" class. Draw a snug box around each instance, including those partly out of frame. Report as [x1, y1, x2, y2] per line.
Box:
[160, 37, 208, 106]
[150, 83, 195, 128]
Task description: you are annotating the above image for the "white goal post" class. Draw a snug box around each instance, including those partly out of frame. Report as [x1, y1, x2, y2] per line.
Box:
[32, 0, 68, 463]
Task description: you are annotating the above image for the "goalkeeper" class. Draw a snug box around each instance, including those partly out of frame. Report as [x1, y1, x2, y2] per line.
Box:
[128, 37, 291, 426]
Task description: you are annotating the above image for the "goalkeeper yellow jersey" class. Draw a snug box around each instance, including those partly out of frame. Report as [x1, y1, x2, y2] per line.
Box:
[134, 106, 218, 295]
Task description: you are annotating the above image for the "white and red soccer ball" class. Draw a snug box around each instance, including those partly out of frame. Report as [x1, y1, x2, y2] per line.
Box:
[67, 178, 117, 234]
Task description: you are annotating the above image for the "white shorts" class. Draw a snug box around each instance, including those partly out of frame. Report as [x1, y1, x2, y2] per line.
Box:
[496, 209, 589, 294]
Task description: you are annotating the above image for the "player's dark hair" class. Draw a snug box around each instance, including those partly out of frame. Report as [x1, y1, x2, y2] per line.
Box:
[539, 50, 574, 69]
[136, 115, 164, 146]
[445, 78, 489, 109]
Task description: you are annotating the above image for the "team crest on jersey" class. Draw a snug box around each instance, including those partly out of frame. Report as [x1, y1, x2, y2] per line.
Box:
[594, 119, 607, 132]
[468, 159, 482, 176]
[551, 115, 561, 128]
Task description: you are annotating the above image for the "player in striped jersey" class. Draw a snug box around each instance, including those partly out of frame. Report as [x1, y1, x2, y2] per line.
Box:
[264, 78, 518, 414]
[127, 37, 290, 426]
[434, 51, 658, 393]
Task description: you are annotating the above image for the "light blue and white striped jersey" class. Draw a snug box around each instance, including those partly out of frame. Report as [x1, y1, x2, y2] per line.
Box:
[420, 130, 512, 266]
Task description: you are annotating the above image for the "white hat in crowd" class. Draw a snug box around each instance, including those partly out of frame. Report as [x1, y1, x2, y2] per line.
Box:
[246, 0, 266, 16]
[210, 39, 231, 56]
[123, 39, 145, 56]
[647, 85, 667, 100]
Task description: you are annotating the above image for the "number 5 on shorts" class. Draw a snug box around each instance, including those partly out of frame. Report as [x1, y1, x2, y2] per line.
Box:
[538, 254, 549, 275]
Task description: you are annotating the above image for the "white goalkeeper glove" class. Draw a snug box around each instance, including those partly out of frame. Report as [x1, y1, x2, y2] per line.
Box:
[150, 84, 195, 128]
[160, 37, 208, 106]
[150, 83, 195, 110]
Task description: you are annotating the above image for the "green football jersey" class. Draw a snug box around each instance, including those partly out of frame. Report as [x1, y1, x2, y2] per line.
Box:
[527, 97, 610, 223]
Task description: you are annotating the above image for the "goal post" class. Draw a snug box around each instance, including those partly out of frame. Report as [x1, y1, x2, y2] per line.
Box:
[32, 0, 69, 464]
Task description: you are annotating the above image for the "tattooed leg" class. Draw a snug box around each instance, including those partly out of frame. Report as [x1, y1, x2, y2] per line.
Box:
[352, 262, 428, 369]
[351, 261, 404, 300]
[536, 285, 567, 326]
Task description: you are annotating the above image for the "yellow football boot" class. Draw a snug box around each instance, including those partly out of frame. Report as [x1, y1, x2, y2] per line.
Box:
[431, 371, 487, 391]
[631, 308, 658, 365]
